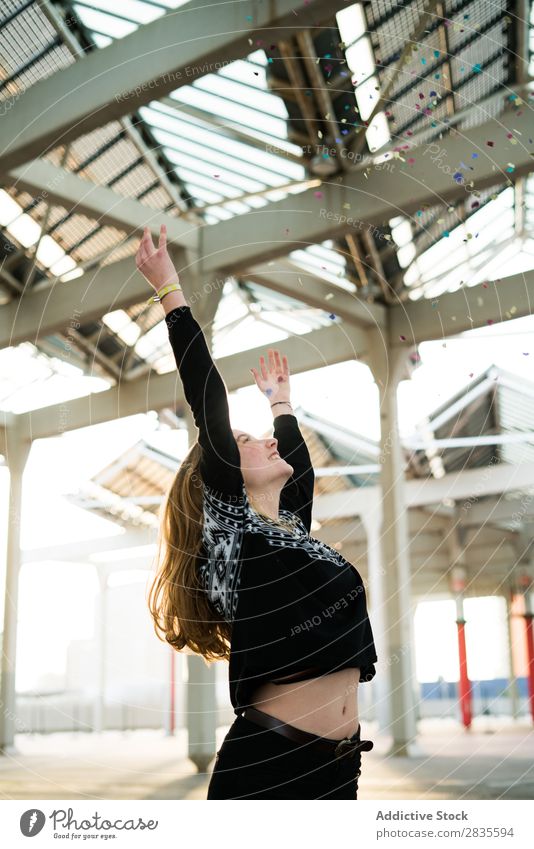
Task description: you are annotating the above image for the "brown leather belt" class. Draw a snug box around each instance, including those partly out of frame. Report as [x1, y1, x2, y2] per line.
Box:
[242, 707, 374, 759]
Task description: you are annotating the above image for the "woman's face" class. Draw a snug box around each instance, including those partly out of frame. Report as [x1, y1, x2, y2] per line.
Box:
[232, 429, 293, 491]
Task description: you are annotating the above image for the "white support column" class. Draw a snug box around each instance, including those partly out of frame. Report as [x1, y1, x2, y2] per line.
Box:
[0, 430, 31, 754]
[366, 325, 418, 756]
[360, 502, 389, 732]
[186, 653, 217, 773]
[93, 567, 109, 735]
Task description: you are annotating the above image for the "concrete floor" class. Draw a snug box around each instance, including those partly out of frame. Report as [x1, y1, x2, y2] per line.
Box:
[0, 717, 533, 801]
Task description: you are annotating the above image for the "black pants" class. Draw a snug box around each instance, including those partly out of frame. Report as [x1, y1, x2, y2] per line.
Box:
[207, 710, 373, 800]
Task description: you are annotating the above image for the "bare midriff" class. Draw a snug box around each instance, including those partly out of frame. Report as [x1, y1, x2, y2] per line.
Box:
[250, 666, 360, 740]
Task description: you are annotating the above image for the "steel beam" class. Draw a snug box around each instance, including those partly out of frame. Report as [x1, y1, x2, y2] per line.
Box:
[5, 159, 197, 249]
[201, 106, 534, 273]
[11, 318, 368, 440]
[391, 270, 534, 345]
[312, 460, 534, 521]
[243, 258, 386, 328]
[0, 0, 347, 170]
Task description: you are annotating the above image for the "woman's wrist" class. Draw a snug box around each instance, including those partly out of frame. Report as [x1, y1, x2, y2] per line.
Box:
[159, 288, 189, 314]
[270, 400, 293, 415]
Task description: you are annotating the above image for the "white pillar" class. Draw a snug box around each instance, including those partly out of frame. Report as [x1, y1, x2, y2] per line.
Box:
[361, 502, 389, 732]
[186, 653, 217, 772]
[0, 430, 31, 754]
[93, 567, 109, 734]
[366, 327, 418, 756]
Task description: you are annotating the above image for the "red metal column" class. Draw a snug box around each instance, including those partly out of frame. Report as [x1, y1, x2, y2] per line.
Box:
[451, 567, 472, 729]
[456, 618, 472, 728]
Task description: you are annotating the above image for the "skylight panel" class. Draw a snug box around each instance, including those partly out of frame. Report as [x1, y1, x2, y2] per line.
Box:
[149, 127, 283, 187]
[73, 4, 138, 37]
[182, 183, 224, 205]
[246, 195, 269, 209]
[365, 110, 389, 152]
[170, 87, 288, 139]
[199, 208, 234, 222]
[193, 74, 287, 117]
[49, 256, 78, 278]
[397, 243, 416, 268]
[7, 214, 40, 247]
[102, 309, 141, 346]
[0, 344, 109, 414]
[288, 248, 350, 289]
[134, 319, 168, 360]
[219, 60, 267, 90]
[0, 190, 23, 225]
[336, 3, 366, 48]
[92, 33, 113, 47]
[391, 218, 413, 247]
[346, 36, 375, 81]
[248, 50, 267, 65]
[75, 0, 163, 25]
[355, 75, 380, 121]
[35, 235, 65, 268]
[142, 104, 304, 178]
[166, 161, 248, 197]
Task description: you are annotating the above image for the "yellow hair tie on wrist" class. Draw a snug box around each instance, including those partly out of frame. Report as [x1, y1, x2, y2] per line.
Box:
[147, 282, 183, 305]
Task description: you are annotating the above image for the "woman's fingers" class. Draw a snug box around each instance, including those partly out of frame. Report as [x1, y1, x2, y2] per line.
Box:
[259, 355, 269, 381]
[283, 354, 290, 376]
[256, 349, 290, 384]
[158, 223, 167, 252]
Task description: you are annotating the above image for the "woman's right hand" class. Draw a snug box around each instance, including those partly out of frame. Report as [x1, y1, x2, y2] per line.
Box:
[135, 224, 180, 293]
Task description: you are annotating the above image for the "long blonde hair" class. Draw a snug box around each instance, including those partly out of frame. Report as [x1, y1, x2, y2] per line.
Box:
[147, 440, 295, 663]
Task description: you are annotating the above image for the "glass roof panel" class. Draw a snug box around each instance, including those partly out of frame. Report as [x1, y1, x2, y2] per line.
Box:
[169, 86, 288, 139]
[74, 0, 164, 24]
[73, 5, 139, 38]
[0, 344, 109, 414]
[402, 188, 516, 295]
[61, 1, 306, 223]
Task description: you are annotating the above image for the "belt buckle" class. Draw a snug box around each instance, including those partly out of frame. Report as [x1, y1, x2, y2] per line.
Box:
[334, 737, 357, 758]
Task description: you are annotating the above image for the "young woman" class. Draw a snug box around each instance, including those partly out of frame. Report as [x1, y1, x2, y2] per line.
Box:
[140, 225, 378, 799]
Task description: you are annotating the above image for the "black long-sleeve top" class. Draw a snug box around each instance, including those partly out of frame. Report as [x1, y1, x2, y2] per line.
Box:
[165, 305, 377, 715]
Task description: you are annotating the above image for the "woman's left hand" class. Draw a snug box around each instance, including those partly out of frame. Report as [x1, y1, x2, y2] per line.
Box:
[250, 348, 291, 404]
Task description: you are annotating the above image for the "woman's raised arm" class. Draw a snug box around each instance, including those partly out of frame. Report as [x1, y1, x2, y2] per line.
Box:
[136, 225, 245, 500]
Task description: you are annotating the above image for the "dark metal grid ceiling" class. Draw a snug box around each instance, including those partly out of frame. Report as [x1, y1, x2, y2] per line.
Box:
[349, 0, 516, 299]
[0, 0, 526, 390]
[0, 0, 345, 386]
